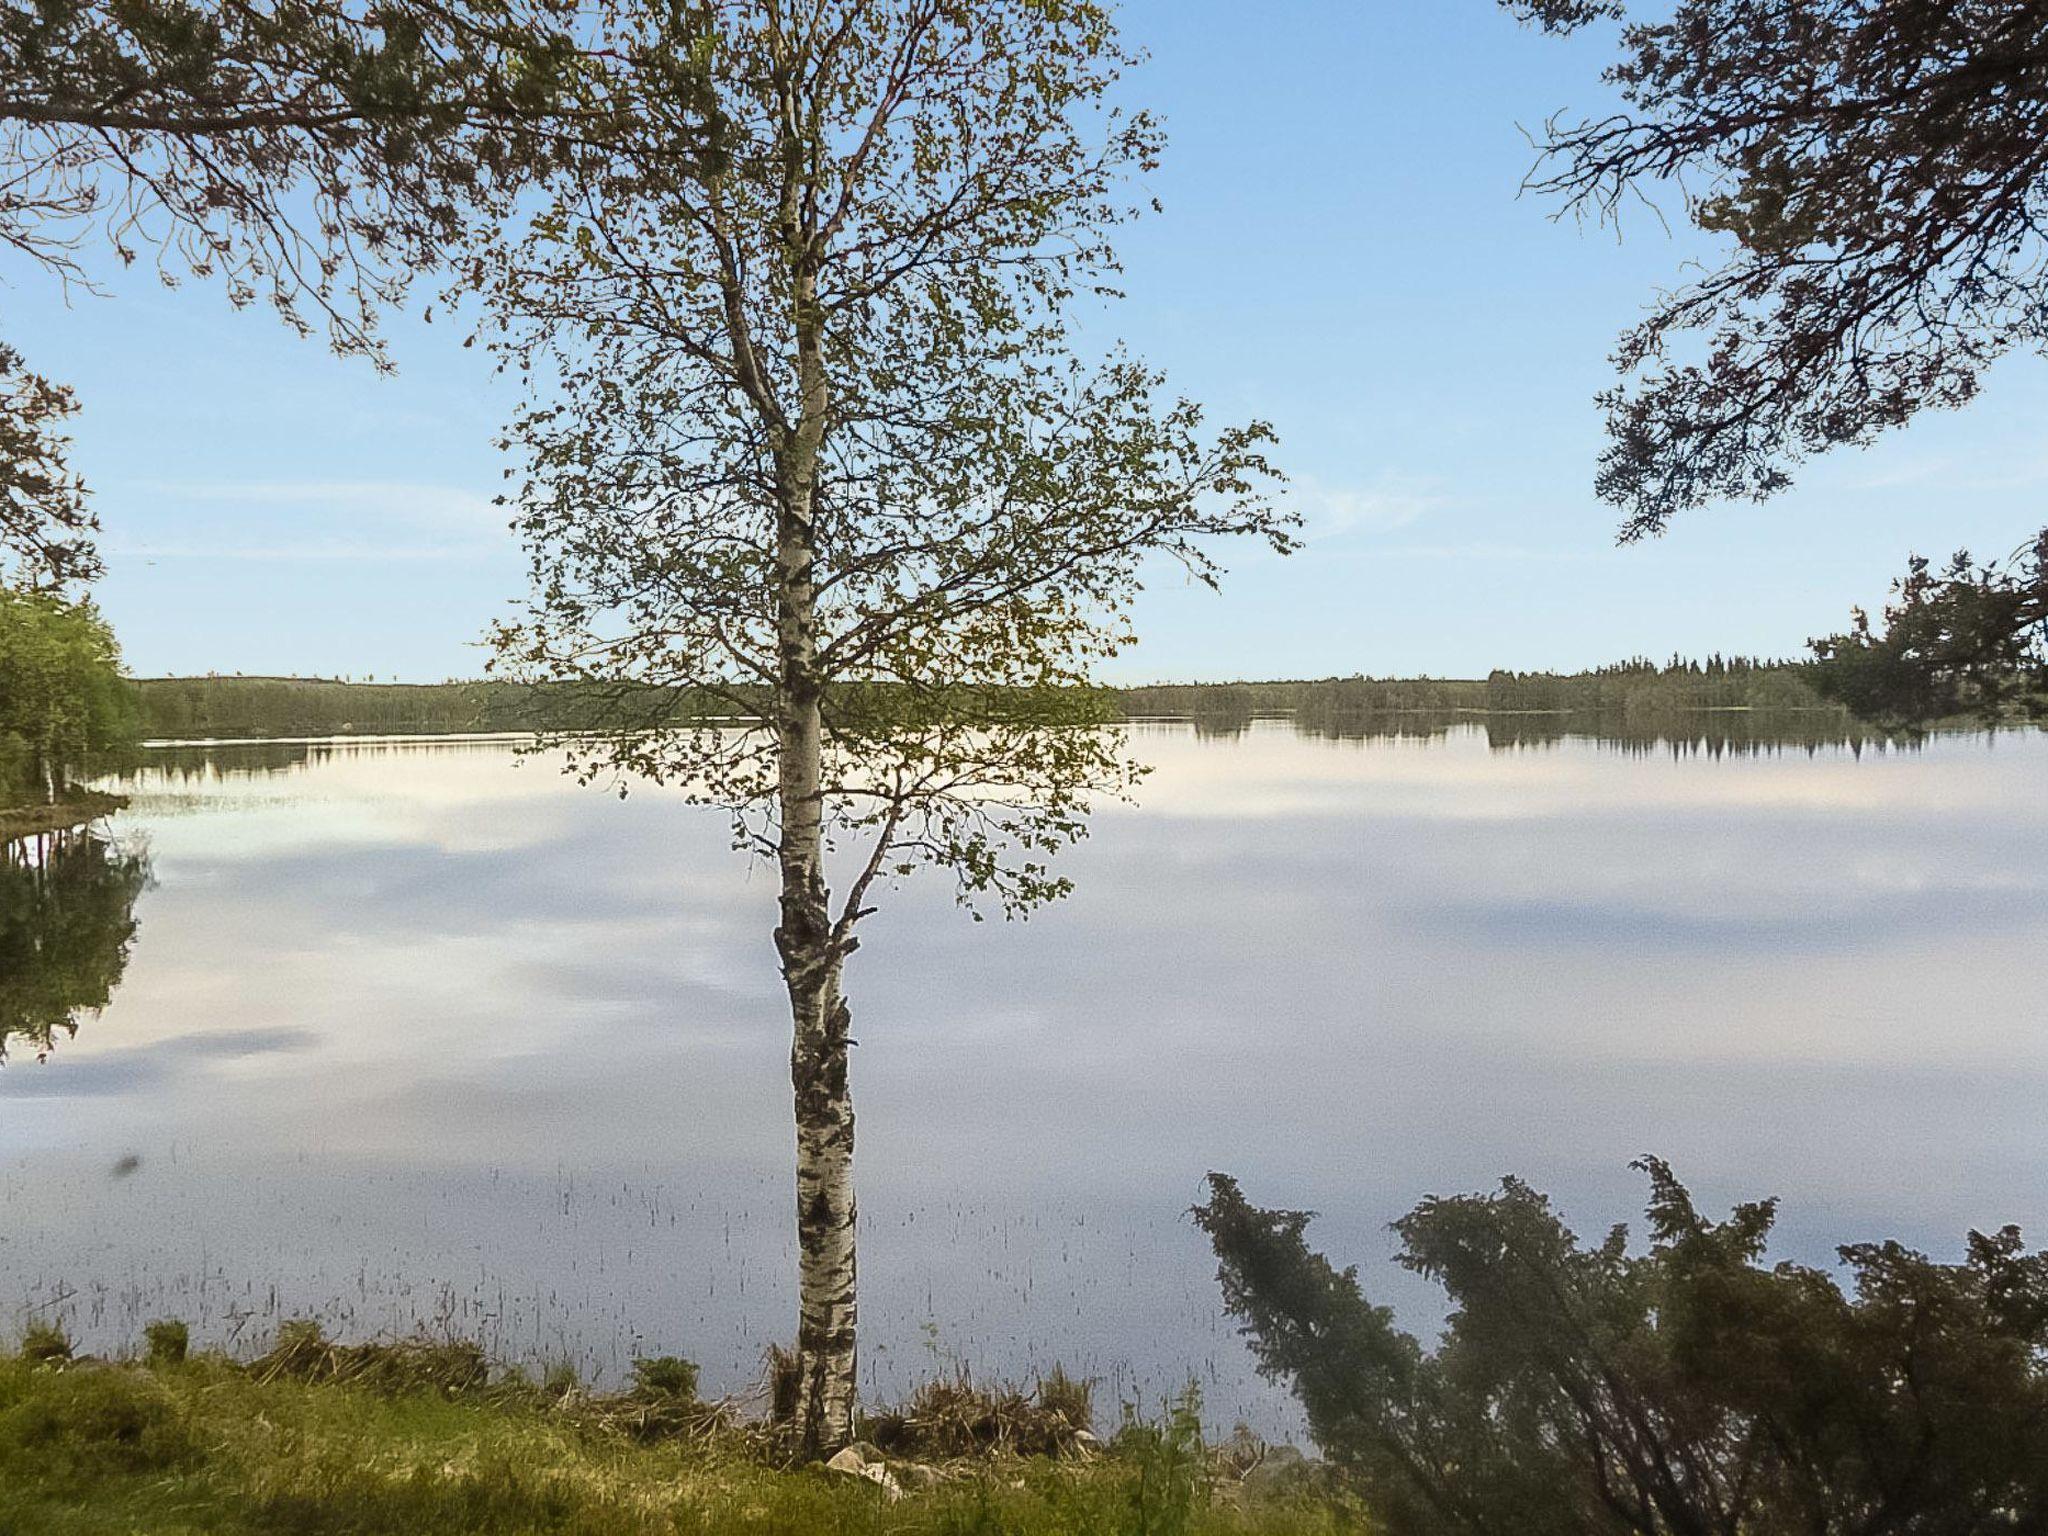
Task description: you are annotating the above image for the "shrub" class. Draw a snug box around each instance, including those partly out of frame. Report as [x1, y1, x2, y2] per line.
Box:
[863, 1369, 1094, 1460]
[592, 1354, 723, 1443]
[1113, 1385, 1209, 1536]
[144, 1318, 189, 1368]
[1036, 1365, 1094, 1437]
[18, 1321, 71, 1366]
[1196, 1159, 2048, 1535]
[251, 1320, 489, 1395]
[630, 1355, 699, 1402]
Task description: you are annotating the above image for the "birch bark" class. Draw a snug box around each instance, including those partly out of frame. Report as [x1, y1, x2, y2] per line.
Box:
[771, 240, 859, 1455]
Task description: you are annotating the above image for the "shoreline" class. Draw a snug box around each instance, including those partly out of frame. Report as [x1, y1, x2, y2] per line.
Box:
[0, 1331, 1334, 1535]
[0, 790, 130, 840]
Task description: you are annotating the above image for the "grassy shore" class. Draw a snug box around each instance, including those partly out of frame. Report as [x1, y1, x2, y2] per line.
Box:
[0, 1334, 1356, 1536]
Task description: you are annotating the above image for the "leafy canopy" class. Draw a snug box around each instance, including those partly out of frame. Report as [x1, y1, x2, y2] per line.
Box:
[0, 0, 647, 585]
[1502, 0, 2048, 720]
[2, 0, 602, 356]
[478, 0, 1290, 918]
[0, 344, 92, 588]
[0, 586, 137, 798]
[1504, 0, 2048, 531]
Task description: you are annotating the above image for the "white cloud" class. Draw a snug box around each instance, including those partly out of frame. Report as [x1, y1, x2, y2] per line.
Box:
[1288, 472, 1448, 543]
[123, 479, 503, 529]
[1346, 541, 1599, 563]
[1844, 451, 2048, 495]
[104, 539, 494, 563]
[101, 479, 512, 563]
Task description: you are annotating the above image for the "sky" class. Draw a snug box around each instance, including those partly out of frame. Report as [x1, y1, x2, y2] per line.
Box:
[10, 0, 2048, 684]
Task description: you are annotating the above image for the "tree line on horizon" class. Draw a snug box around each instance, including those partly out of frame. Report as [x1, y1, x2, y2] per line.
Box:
[121, 654, 1884, 743]
[1125, 654, 1846, 723]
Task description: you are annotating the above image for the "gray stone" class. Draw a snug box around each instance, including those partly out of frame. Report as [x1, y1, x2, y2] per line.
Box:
[824, 1443, 902, 1500]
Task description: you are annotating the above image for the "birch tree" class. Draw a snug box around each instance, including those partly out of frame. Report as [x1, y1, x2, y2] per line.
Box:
[475, 0, 1290, 1456]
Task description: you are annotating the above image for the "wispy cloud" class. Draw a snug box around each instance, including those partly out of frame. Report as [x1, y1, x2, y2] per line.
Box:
[1846, 452, 2048, 495]
[121, 479, 504, 529]
[105, 539, 495, 563]
[102, 479, 512, 564]
[1288, 472, 1450, 543]
[1352, 541, 1601, 562]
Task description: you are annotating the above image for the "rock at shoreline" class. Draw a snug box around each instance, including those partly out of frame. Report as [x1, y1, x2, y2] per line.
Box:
[824, 1442, 904, 1500]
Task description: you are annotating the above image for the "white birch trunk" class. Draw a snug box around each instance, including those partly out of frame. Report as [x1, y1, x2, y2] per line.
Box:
[774, 249, 859, 1456]
[774, 667, 858, 1454]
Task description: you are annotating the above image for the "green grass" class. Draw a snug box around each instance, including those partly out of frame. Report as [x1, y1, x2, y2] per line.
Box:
[0, 1350, 1360, 1536]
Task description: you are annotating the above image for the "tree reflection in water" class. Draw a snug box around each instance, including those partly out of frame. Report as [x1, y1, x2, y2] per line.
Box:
[0, 827, 152, 1064]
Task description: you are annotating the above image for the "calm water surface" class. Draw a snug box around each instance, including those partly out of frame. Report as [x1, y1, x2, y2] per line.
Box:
[3, 722, 2045, 1429]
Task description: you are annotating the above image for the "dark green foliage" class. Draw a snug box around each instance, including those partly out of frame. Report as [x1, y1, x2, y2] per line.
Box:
[1510, 1, 2048, 703]
[0, 828, 150, 1064]
[0, 0, 601, 352]
[630, 1356, 699, 1402]
[128, 674, 739, 740]
[150, 655, 1867, 749]
[0, 586, 137, 805]
[1196, 1163, 2048, 1535]
[1511, 0, 2048, 530]
[1812, 534, 2048, 723]
[0, 343, 95, 587]
[142, 1319, 188, 1369]
[1124, 654, 1833, 724]
[1111, 1387, 1210, 1536]
[1502, 0, 1623, 30]
[17, 1322, 70, 1366]
[0, 1, 634, 590]
[132, 675, 491, 738]
[1125, 656, 1903, 751]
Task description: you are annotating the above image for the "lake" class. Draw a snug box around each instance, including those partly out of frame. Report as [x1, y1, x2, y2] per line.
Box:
[2, 720, 2044, 1432]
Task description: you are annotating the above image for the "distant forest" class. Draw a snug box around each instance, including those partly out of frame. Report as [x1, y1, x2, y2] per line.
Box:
[1121, 655, 1830, 725]
[132, 657, 1844, 742]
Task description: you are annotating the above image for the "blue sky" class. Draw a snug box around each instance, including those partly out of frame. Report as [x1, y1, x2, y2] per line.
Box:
[11, 0, 2048, 683]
